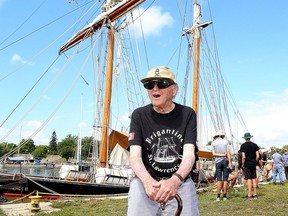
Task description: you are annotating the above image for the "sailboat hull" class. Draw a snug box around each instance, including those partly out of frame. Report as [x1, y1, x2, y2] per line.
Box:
[0, 174, 129, 200]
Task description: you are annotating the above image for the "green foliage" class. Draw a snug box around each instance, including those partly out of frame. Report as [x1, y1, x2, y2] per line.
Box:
[0, 142, 17, 156]
[18, 138, 36, 154]
[32, 145, 49, 158]
[280, 144, 288, 154]
[57, 134, 77, 161]
[49, 131, 58, 155]
[81, 136, 93, 160]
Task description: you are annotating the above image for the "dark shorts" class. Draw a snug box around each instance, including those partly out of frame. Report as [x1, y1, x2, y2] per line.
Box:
[215, 159, 229, 181]
[243, 166, 257, 180]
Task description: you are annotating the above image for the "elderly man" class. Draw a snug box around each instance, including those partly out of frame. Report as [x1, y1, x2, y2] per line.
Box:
[127, 66, 199, 216]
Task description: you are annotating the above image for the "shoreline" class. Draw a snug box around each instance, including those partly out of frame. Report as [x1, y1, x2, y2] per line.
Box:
[2, 163, 62, 168]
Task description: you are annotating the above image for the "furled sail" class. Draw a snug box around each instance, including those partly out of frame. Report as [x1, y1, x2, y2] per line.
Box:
[59, 0, 145, 54]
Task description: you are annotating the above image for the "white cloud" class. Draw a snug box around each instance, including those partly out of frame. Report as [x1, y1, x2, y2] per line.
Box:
[21, 120, 49, 145]
[240, 89, 288, 149]
[26, 120, 43, 128]
[130, 5, 175, 37]
[10, 53, 32, 65]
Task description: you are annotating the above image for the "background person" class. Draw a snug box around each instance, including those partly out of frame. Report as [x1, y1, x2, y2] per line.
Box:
[272, 148, 284, 185]
[212, 131, 231, 201]
[283, 149, 288, 181]
[240, 132, 260, 199]
[127, 66, 199, 216]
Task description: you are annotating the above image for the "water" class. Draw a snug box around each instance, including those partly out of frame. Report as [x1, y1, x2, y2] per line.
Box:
[3, 165, 60, 178]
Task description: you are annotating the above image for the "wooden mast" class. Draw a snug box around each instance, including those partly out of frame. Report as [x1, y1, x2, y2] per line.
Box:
[192, 1, 201, 113]
[99, 0, 145, 167]
[192, 1, 212, 113]
[99, 27, 114, 167]
[59, 0, 146, 168]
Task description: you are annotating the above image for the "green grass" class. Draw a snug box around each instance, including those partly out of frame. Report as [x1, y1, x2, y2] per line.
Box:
[197, 183, 287, 216]
[1, 183, 287, 216]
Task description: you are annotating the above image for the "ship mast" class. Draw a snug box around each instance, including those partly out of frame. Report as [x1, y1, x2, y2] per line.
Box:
[59, 0, 145, 167]
[191, 0, 212, 113]
[192, 1, 201, 113]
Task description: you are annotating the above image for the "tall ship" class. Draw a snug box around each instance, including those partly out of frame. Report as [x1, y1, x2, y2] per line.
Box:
[0, 0, 248, 199]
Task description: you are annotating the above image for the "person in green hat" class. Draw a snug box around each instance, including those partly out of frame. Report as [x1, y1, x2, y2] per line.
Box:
[240, 132, 260, 199]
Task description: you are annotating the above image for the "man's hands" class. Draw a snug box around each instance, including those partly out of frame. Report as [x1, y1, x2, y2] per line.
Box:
[145, 177, 181, 203]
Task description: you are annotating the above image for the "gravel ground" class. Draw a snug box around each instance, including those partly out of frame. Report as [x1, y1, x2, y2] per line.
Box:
[0, 202, 60, 216]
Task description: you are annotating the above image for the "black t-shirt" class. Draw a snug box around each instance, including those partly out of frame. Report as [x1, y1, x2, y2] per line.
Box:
[237, 150, 242, 169]
[128, 103, 197, 179]
[257, 153, 262, 166]
[240, 141, 259, 168]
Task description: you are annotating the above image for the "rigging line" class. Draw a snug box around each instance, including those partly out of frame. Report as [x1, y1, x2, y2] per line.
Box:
[132, 0, 156, 70]
[199, 75, 218, 130]
[222, 78, 248, 130]
[203, 4, 234, 130]
[0, 136, 38, 161]
[0, 0, 47, 47]
[119, 22, 146, 110]
[175, 0, 188, 25]
[0, 56, 59, 129]
[200, 32, 225, 129]
[201, 68, 222, 130]
[222, 85, 248, 131]
[138, 8, 149, 69]
[24, 175, 61, 195]
[180, 44, 193, 106]
[129, 11, 143, 79]
[124, 12, 148, 109]
[0, 53, 76, 145]
[0, 1, 98, 81]
[202, 26, 248, 131]
[0, 0, 94, 52]
[0, 25, 100, 146]
[11, 36, 97, 153]
[199, 54, 222, 130]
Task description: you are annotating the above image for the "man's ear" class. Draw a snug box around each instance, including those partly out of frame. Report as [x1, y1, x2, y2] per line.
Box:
[173, 85, 178, 95]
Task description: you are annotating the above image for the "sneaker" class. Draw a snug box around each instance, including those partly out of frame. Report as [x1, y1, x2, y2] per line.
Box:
[252, 195, 257, 199]
[216, 197, 221, 202]
[244, 195, 253, 200]
[223, 197, 227, 201]
[273, 182, 276, 185]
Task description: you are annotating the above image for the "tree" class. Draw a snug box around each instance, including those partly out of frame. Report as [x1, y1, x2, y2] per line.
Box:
[32, 145, 49, 158]
[280, 145, 288, 155]
[81, 136, 93, 160]
[57, 134, 77, 161]
[19, 139, 36, 154]
[49, 131, 58, 155]
[0, 142, 17, 157]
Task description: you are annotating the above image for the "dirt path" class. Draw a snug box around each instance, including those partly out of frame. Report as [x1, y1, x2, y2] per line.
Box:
[0, 202, 60, 216]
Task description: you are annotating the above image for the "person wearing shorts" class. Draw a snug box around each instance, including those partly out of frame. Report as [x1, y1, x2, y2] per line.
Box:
[212, 131, 231, 201]
[240, 132, 260, 199]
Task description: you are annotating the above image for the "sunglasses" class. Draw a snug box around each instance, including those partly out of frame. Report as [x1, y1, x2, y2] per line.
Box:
[143, 79, 175, 90]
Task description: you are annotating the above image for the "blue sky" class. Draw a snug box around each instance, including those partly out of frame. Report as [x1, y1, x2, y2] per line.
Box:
[0, 0, 288, 150]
